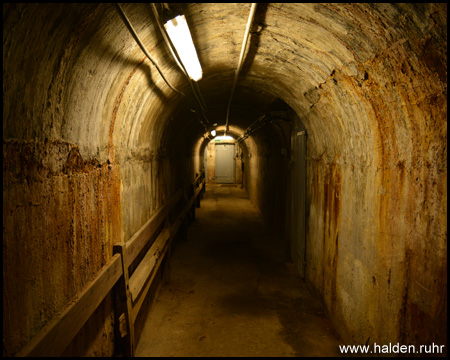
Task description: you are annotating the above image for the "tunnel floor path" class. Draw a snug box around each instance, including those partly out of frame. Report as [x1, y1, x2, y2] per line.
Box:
[135, 184, 342, 357]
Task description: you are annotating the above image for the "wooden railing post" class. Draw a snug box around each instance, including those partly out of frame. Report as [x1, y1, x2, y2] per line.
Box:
[113, 244, 134, 357]
[162, 215, 172, 284]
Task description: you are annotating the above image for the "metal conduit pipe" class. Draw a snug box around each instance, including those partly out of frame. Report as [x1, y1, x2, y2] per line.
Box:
[236, 114, 266, 144]
[224, 3, 257, 136]
[149, 3, 210, 125]
[192, 81, 208, 114]
[236, 113, 289, 144]
[114, 3, 184, 96]
[190, 109, 209, 133]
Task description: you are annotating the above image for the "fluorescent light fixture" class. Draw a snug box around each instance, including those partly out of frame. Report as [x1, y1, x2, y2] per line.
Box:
[165, 15, 203, 81]
[211, 130, 216, 137]
[214, 135, 234, 140]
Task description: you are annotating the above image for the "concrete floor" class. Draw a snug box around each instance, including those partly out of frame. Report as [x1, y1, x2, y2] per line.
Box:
[135, 184, 342, 357]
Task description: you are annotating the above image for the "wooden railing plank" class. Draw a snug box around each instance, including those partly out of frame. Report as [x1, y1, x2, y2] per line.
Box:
[125, 189, 182, 267]
[130, 234, 171, 324]
[16, 254, 123, 357]
[124, 207, 166, 268]
[130, 182, 204, 323]
[128, 228, 170, 302]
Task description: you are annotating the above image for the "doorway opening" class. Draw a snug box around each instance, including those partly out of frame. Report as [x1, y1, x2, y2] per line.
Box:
[204, 137, 243, 185]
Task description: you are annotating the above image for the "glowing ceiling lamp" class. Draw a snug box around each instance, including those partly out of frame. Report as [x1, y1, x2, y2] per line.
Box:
[164, 15, 203, 81]
[211, 129, 216, 137]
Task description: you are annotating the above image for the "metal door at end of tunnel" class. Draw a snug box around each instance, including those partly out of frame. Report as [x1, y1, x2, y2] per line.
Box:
[215, 144, 235, 184]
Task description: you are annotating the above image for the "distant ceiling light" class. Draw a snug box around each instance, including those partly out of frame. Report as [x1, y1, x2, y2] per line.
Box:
[211, 129, 216, 137]
[165, 15, 203, 81]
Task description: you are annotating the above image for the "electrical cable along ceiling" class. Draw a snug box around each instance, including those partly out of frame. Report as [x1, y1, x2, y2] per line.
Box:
[116, 3, 275, 143]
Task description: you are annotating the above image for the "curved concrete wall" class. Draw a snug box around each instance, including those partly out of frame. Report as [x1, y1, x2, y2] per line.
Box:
[3, 3, 446, 356]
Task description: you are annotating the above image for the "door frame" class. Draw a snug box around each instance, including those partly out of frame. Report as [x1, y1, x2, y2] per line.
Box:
[290, 118, 307, 279]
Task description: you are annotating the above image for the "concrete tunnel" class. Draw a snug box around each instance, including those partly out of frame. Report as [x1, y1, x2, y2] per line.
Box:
[3, 3, 447, 357]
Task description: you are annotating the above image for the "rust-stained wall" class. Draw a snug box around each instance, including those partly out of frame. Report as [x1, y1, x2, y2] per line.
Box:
[3, 139, 121, 356]
[304, 23, 447, 346]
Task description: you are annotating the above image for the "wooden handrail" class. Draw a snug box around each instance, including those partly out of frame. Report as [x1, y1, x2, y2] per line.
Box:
[129, 179, 205, 319]
[130, 228, 172, 324]
[124, 189, 182, 268]
[16, 254, 123, 357]
[129, 228, 170, 302]
[15, 175, 205, 357]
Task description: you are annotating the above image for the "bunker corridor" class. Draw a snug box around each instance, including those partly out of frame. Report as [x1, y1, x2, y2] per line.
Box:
[134, 183, 341, 357]
[3, 3, 447, 357]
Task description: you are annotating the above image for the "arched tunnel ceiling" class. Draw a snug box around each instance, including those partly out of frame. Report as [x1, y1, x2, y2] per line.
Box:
[3, 3, 447, 165]
[2, 4, 447, 354]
